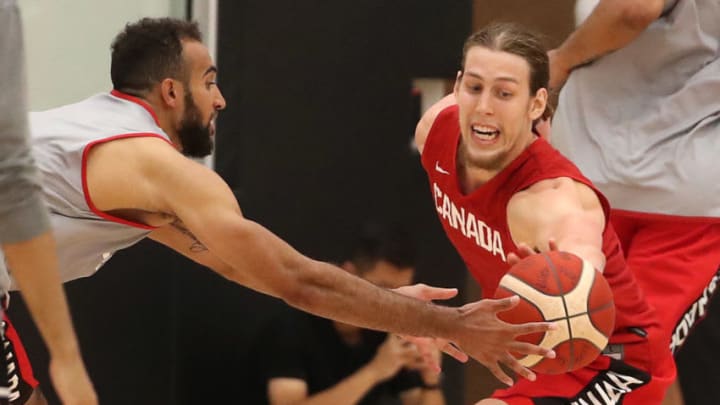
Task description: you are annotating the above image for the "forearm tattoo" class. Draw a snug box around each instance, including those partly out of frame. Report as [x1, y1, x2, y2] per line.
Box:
[171, 219, 208, 252]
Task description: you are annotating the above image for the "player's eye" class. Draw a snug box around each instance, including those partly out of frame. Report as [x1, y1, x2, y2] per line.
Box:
[496, 89, 513, 99]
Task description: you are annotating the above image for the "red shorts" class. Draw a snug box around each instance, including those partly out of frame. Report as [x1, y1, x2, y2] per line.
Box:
[611, 209, 720, 354]
[0, 307, 38, 404]
[491, 324, 675, 404]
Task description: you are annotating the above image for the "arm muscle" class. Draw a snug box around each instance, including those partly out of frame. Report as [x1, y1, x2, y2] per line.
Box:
[507, 178, 607, 270]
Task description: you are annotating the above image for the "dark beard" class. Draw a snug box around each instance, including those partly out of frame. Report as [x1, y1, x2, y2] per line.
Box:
[177, 92, 214, 158]
[458, 139, 504, 172]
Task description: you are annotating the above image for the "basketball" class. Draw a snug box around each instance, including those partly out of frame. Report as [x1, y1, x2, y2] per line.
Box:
[494, 251, 615, 374]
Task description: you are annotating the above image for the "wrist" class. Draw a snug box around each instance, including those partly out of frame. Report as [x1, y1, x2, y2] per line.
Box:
[433, 306, 462, 341]
[48, 342, 83, 362]
[549, 48, 573, 79]
[361, 363, 385, 384]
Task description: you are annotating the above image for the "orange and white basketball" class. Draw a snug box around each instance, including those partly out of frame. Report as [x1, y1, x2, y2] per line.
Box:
[494, 251, 615, 374]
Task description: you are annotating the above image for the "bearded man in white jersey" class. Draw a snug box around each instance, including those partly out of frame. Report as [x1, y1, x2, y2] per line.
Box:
[1, 17, 560, 400]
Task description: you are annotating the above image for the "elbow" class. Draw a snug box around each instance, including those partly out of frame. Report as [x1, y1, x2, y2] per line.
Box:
[618, 0, 664, 31]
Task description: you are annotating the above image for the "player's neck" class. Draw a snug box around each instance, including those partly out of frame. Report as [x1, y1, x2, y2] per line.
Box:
[458, 165, 494, 194]
[456, 148, 497, 194]
[142, 95, 183, 151]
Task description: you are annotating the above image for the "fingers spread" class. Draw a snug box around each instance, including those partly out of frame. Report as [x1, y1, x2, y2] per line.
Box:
[500, 353, 536, 382]
[488, 296, 520, 312]
[422, 286, 459, 301]
[441, 341, 468, 363]
[394, 284, 458, 302]
[511, 320, 556, 337]
[487, 362, 514, 387]
[507, 341, 556, 359]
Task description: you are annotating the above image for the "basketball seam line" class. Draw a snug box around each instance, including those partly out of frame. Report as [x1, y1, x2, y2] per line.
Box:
[543, 252, 574, 370]
[499, 285, 545, 323]
[545, 307, 608, 323]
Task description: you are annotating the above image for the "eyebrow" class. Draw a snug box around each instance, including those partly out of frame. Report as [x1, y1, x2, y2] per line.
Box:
[203, 66, 218, 77]
[465, 71, 519, 84]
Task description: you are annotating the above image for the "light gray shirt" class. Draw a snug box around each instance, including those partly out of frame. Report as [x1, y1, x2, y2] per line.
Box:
[0, 0, 51, 245]
[552, 0, 720, 217]
[1, 92, 171, 291]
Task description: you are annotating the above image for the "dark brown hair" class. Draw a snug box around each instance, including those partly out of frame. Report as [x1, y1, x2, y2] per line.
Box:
[111, 17, 202, 93]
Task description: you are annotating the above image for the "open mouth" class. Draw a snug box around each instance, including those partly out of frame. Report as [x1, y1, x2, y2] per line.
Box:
[472, 125, 500, 141]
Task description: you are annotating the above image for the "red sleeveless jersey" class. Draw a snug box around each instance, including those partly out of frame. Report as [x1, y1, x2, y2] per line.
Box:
[421, 105, 655, 339]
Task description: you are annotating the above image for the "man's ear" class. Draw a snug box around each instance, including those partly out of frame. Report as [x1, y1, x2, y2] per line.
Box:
[529, 88, 548, 121]
[160, 78, 179, 107]
[453, 70, 462, 97]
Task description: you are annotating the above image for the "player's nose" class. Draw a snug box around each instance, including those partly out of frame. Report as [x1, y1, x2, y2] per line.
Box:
[214, 88, 227, 111]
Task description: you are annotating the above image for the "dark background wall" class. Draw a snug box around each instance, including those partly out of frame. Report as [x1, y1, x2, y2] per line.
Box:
[201, 1, 472, 404]
[7, 1, 578, 404]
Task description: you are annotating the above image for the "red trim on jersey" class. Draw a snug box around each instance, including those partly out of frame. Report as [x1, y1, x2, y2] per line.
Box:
[81, 133, 173, 230]
[110, 89, 161, 126]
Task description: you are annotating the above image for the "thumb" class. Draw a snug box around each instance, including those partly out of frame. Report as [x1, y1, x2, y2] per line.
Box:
[421, 286, 459, 301]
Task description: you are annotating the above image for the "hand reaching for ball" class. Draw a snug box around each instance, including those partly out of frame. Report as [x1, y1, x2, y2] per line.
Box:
[496, 248, 616, 375]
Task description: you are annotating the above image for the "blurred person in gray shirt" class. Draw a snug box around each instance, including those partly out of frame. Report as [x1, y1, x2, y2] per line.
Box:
[0, 1, 96, 404]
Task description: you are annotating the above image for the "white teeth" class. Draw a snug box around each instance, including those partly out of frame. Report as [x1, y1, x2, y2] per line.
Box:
[472, 125, 498, 132]
[472, 125, 499, 138]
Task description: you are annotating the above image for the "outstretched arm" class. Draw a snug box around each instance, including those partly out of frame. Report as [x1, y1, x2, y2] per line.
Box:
[507, 177, 607, 271]
[87, 137, 554, 385]
[549, 0, 666, 89]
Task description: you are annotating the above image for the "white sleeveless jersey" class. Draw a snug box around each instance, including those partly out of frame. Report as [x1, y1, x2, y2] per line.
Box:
[0, 91, 171, 292]
[552, 0, 720, 217]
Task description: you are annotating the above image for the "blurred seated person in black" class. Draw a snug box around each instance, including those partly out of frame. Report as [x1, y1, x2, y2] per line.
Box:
[260, 224, 445, 405]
